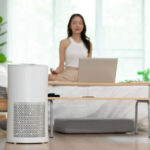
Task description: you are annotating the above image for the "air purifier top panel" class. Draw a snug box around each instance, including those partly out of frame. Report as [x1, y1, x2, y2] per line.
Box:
[8, 64, 48, 101]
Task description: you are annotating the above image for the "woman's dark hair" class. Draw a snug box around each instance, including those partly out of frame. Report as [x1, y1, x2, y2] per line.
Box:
[67, 14, 91, 53]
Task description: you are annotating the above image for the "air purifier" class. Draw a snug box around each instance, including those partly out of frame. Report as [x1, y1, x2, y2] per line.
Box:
[7, 64, 48, 143]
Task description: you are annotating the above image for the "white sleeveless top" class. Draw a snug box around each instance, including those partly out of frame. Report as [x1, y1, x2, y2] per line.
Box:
[65, 37, 88, 68]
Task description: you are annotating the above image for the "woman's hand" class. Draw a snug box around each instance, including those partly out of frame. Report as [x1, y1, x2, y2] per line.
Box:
[50, 68, 58, 75]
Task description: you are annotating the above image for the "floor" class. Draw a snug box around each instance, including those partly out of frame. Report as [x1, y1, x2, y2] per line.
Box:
[0, 129, 150, 150]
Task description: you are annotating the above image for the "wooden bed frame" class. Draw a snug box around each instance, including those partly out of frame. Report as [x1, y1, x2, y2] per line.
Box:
[0, 98, 7, 112]
[1, 82, 150, 138]
[48, 81, 150, 138]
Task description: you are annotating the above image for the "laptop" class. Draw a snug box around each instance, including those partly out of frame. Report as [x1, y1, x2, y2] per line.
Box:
[77, 58, 118, 82]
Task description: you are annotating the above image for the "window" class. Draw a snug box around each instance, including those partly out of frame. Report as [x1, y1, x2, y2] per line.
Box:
[95, 0, 144, 81]
[7, 0, 149, 81]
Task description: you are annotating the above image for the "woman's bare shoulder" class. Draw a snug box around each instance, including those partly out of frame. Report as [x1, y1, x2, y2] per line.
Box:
[60, 38, 70, 48]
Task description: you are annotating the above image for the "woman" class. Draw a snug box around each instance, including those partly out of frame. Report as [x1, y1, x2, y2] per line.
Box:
[48, 14, 92, 81]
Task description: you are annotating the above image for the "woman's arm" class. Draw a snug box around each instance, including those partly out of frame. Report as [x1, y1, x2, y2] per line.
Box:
[51, 39, 70, 74]
[88, 42, 92, 57]
[54, 40, 66, 73]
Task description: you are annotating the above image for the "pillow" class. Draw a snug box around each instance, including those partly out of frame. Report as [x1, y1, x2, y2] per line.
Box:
[0, 87, 7, 98]
[0, 119, 7, 130]
[0, 65, 7, 88]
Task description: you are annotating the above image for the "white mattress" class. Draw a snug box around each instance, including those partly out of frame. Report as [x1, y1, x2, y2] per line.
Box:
[48, 85, 150, 128]
[48, 85, 150, 98]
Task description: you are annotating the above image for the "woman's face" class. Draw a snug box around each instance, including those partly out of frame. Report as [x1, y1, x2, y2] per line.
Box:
[70, 16, 84, 34]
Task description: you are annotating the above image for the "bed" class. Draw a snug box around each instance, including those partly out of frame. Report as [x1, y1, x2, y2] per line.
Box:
[0, 65, 7, 112]
[0, 66, 7, 130]
[48, 81, 150, 138]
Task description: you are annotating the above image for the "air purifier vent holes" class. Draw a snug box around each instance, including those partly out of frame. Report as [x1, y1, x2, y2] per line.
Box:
[14, 102, 45, 137]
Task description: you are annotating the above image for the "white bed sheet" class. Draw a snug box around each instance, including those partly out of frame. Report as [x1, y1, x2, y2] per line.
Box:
[48, 85, 150, 128]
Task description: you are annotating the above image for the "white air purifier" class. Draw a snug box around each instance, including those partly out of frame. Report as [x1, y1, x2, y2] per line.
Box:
[7, 64, 49, 143]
